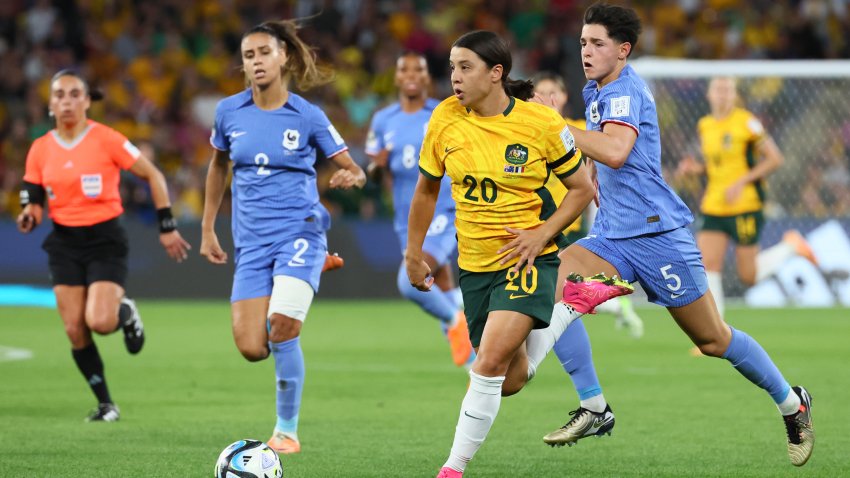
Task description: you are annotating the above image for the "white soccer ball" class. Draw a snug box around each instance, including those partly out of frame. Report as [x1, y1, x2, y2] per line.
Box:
[214, 439, 283, 478]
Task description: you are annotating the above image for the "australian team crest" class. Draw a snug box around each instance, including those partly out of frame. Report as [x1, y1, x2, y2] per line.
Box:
[504, 144, 528, 165]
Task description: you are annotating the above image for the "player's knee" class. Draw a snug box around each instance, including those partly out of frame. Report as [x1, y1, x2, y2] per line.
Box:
[269, 313, 302, 342]
[473, 353, 509, 377]
[85, 311, 116, 335]
[237, 342, 269, 362]
[739, 270, 756, 287]
[696, 340, 727, 358]
[63, 322, 89, 347]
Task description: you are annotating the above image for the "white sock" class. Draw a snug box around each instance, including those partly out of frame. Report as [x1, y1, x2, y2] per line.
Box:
[594, 298, 621, 315]
[527, 303, 582, 379]
[706, 271, 724, 319]
[580, 394, 607, 413]
[755, 242, 795, 282]
[777, 388, 802, 416]
[443, 371, 505, 472]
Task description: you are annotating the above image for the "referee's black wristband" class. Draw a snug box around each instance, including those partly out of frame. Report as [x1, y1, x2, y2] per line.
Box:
[156, 207, 177, 233]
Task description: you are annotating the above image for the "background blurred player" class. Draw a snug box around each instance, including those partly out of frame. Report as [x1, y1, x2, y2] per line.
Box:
[365, 51, 473, 368]
[677, 76, 817, 321]
[406, 30, 597, 477]
[17, 69, 191, 422]
[199, 20, 366, 455]
[539, 5, 814, 467]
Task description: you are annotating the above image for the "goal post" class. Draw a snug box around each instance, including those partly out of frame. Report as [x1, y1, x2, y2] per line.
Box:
[630, 58, 850, 302]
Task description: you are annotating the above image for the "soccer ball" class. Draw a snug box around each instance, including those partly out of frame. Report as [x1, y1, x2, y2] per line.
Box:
[214, 439, 283, 478]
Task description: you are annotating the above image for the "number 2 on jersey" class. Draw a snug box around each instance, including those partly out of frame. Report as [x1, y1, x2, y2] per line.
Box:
[463, 175, 498, 203]
[254, 153, 271, 176]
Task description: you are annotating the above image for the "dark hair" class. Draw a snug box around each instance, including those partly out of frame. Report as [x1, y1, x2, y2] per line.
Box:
[243, 20, 333, 91]
[532, 71, 567, 92]
[51, 69, 104, 101]
[583, 3, 642, 57]
[452, 30, 534, 100]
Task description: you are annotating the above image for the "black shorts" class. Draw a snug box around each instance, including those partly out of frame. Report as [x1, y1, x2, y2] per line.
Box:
[42, 217, 129, 287]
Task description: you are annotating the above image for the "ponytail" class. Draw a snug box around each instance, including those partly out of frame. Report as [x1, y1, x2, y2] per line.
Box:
[504, 78, 534, 100]
[244, 20, 334, 91]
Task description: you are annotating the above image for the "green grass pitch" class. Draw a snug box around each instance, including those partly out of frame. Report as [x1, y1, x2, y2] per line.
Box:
[1, 300, 847, 477]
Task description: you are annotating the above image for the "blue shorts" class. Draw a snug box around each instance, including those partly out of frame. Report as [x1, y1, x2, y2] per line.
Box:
[231, 227, 327, 302]
[396, 211, 458, 266]
[576, 227, 708, 307]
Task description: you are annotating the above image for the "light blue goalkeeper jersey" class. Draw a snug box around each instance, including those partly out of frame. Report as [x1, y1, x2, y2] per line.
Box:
[211, 89, 347, 247]
[582, 65, 693, 239]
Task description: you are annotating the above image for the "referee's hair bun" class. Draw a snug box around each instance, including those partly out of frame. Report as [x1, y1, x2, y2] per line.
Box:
[89, 88, 104, 101]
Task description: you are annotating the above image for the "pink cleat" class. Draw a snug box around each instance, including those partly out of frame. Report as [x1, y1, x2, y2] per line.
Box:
[562, 273, 634, 314]
[436, 467, 463, 478]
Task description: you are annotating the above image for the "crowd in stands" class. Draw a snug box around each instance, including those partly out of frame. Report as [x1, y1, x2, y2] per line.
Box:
[1, 0, 849, 223]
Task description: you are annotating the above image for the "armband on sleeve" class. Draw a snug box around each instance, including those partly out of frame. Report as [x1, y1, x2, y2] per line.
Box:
[20, 181, 45, 207]
[157, 207, 177, 233]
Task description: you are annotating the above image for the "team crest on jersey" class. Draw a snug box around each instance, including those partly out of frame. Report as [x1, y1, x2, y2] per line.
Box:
[283, 129, 300, 150]
[504, 144, 529, 165]
[590, 101, 600, 123]
[81, 174, 102, 198]
[723, 133, 732, 150]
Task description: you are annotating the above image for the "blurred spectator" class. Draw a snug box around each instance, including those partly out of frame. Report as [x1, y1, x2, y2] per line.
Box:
[1, 0, 848, 222]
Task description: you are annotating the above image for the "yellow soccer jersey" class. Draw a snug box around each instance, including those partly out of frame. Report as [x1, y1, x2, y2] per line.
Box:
[545, 117, 587, 236]
[698, 107, 767, 216]
[419, 96, 582, 272]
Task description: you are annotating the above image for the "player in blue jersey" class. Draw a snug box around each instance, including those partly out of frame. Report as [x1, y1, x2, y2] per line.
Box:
[365, 51, 473, 368]
[538, 3, 814, 466]
[199, 20, 366, 455]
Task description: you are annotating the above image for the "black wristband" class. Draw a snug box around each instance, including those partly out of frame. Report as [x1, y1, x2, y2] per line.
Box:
[20, 181, 45, 207]
[157, 207, 177, 233]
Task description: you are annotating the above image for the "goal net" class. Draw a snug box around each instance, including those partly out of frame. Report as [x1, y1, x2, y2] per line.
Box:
[631, 59, 850, 304]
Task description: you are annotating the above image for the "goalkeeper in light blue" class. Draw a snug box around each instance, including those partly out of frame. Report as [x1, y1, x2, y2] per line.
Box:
[200, 19, 366, 455]
[539, 3, 814, 467]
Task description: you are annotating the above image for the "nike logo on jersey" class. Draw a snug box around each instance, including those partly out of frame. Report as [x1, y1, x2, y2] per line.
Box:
[444, 146, 461, 154]
[63, 160, 73, 169]
[230, 131, 247, 138]
[670, 290, 687, 299]
[509, 293, 530, 300]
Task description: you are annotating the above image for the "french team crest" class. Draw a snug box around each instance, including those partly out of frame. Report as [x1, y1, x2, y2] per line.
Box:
[504, 144, 529, 165]
[590, 101, 600, 123]
[283, 129, 300, 150]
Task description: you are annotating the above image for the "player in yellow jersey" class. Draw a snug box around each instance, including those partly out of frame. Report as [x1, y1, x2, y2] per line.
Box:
[678, 77, 817, 322]
[534, 71, 643, 338]
[405, 30, 616, 478]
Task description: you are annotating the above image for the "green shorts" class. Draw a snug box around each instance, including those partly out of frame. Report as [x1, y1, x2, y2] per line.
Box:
[700, 211, 764, 246]
[458, 252, 560, 348]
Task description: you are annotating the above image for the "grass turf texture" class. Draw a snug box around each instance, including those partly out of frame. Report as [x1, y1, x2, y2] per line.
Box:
[1, 301, 847, 477]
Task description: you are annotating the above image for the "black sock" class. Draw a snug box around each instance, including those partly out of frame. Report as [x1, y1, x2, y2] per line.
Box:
[117, 300, 131, 331]
[71, 343, 112, 405]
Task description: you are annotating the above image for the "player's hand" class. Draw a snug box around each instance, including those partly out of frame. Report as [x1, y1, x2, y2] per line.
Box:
[329, 169, 363, 190]
[160, 230, 191, 263]
[725, 180, 745, 204]
[676, 155, 702, 177]
[16, 204, 42, 233]
[497, 226, 549, 274]
[200, 231, 228, 265]
[404, 250, 434, 291]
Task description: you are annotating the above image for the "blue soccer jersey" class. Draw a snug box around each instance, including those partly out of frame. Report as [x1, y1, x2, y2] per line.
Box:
[211, 90, 347, 247]
[365, 99, 455, 240]
[582, 65, 693, 239]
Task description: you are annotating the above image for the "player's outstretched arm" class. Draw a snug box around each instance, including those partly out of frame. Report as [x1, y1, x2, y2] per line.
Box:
[129, 155, 191, 262]
[569, 123, 637, 169]
[200, 149, 230, 265]
[405, 174, 439, 291]
[328, 151, 367, 190]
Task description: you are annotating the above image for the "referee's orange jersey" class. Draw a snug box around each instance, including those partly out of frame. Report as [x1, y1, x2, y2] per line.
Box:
[23, 120, 140, 227]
